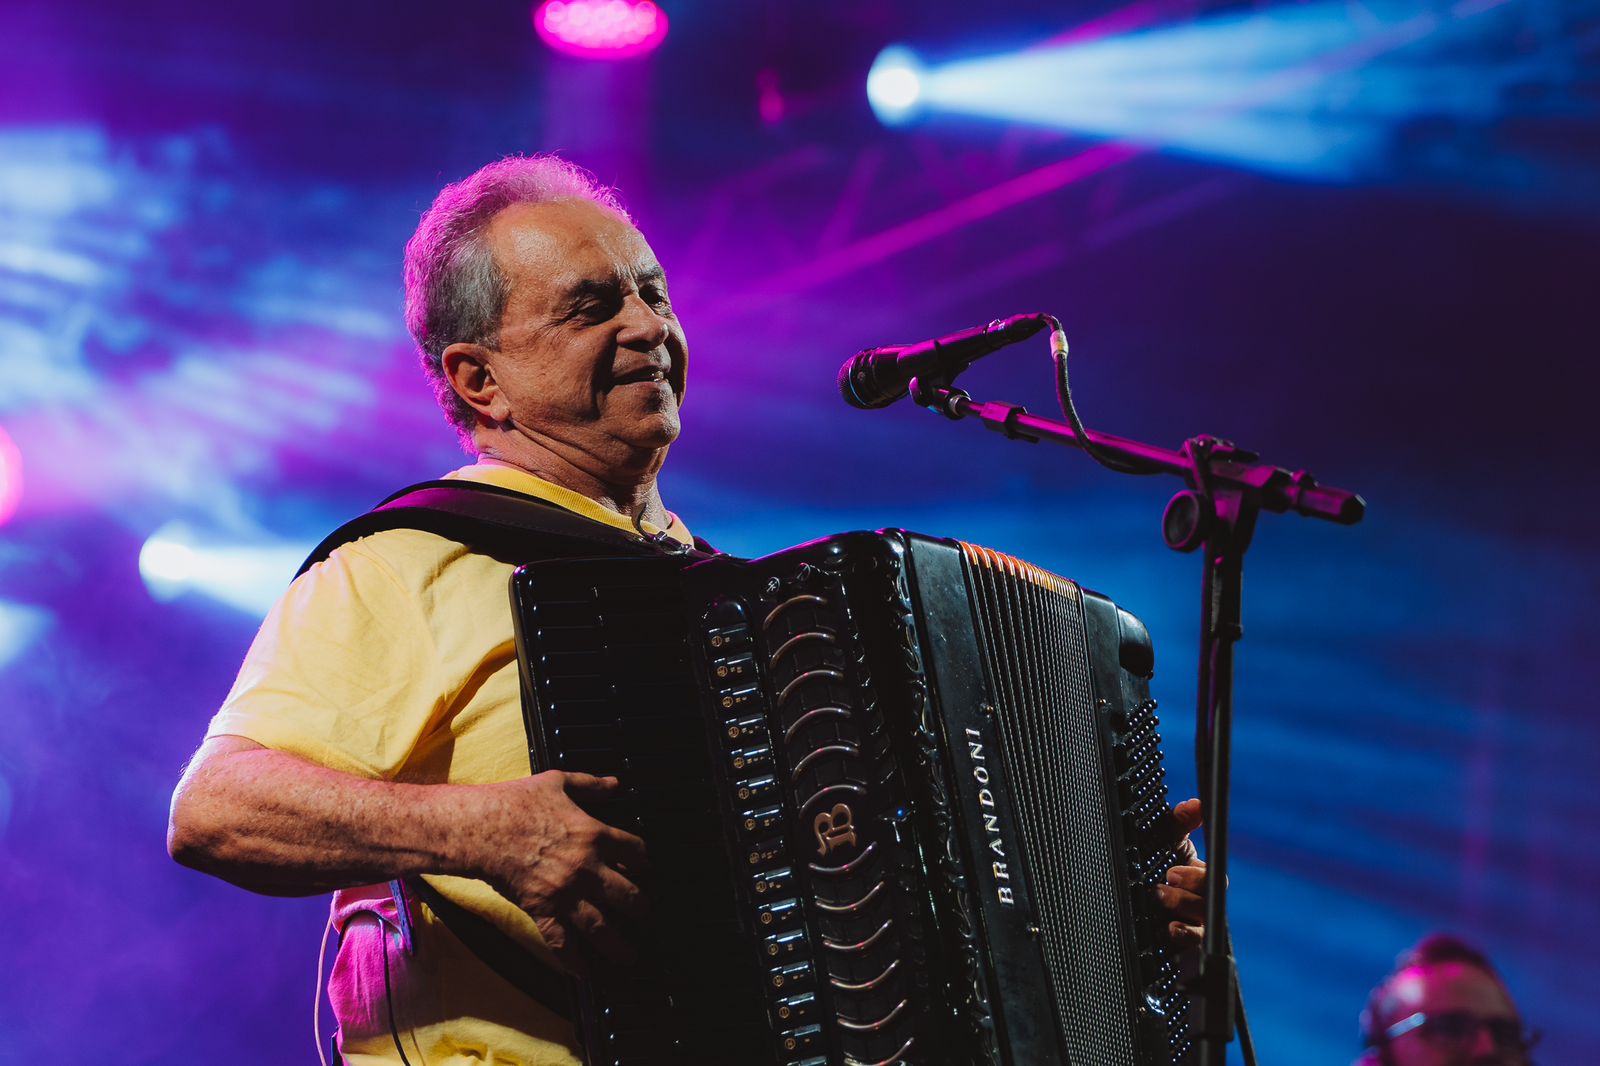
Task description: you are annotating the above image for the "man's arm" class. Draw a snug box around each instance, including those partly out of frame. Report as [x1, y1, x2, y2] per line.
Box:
[169, 734, 648, 969]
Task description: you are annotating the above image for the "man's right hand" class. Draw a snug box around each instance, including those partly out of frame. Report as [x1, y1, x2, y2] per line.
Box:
[470, 770, 650, 976]
[169, 738, 650, 977]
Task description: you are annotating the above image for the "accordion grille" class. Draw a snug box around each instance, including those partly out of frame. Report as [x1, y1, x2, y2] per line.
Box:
[961, 542, 1138, 1066]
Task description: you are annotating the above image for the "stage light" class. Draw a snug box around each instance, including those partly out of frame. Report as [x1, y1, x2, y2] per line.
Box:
[869, 0, 1573, 185]
[0, 425, 20, 526]
[534, 0, 669, 60]
[867, 46, 925, 126]
[139, 522, 310, 616]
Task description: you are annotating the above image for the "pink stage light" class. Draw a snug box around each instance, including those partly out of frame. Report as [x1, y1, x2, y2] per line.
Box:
[534, 0, 668, 59]
[0, 425, 21, 527]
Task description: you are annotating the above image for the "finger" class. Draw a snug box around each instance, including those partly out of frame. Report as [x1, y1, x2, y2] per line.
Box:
[593, 862, 649, 925]
[1150, 800, 1205, 856]
[571, 898, 638, 969]
[1171, 798, 1204, 833]
[1154, 883, 1205, 925]
[536, 916, 588, 978]
[1167, 921, 1204, 948]
[594, 822, 651, 876]
[561, 772, 622, 797]
[1166, 862, 1207, 890]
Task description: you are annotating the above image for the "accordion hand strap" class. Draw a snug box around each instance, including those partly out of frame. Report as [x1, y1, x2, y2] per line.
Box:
[395, 876, 575, 1022]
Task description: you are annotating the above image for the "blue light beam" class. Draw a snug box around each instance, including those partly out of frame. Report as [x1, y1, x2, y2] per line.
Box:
[874, 0, 1599, 188]
[139, 522, 311, 617]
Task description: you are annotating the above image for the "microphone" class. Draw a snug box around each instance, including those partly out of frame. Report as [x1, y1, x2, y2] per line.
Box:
[837, 313, 1050, 409]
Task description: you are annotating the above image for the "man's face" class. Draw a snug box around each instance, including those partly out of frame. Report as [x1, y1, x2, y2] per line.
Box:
[1380, 962, 1528, 1066]
[480, 198, 688, 480]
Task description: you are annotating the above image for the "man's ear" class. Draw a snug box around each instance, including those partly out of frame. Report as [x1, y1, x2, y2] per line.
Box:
[441, 342, 510, 423]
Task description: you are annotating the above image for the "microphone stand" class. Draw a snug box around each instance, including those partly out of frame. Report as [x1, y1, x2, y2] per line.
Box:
[906, 377, 1364, 1066]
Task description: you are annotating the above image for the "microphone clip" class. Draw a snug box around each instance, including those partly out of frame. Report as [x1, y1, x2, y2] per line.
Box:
[906, 375, 970, 419]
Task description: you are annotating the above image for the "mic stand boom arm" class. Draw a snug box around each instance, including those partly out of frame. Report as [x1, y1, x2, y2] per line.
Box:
[906, 377, 1364, 1066]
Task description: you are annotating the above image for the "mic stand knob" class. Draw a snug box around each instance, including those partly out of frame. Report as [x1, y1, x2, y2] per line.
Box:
[907, 376, 969, 419]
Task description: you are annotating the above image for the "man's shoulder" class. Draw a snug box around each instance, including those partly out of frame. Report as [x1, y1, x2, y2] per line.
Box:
[309, 526, 502, 596]
[272, 529, 515, 649]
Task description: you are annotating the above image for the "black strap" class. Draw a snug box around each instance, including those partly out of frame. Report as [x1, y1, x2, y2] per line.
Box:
[297, 479, 688, 578]
[297, 478, 708, 1021]
[399, 876, 575, 1023]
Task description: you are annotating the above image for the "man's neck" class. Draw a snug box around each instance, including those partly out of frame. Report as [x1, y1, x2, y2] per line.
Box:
[474, 452, 670, 530]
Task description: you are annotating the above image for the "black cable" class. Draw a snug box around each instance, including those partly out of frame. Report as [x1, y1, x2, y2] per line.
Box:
[1046, 314, 1262, 1063]
[1048, 317, 1160, 476]
[377, 914, 417, 1066]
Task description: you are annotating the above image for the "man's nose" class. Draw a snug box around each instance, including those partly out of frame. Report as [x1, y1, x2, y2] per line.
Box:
[619, 294, 671, 348]
[1466, 1024, 1502, 1063]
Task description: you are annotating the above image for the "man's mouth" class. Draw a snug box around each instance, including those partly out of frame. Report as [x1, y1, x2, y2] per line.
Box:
[611, 366, 670, 387]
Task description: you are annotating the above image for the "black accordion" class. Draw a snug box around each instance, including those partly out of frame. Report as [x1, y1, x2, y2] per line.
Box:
[510, 530, 1197, 1066]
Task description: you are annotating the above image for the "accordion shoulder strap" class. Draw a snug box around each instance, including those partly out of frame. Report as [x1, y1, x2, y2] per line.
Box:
[294, 478, 697, 1021]
[296, 478, 690, 578]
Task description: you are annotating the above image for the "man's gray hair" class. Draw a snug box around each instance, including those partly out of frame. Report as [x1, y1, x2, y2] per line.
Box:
[403, 154, 630, 448]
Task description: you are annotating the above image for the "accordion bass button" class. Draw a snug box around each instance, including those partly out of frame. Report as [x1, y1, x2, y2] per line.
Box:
[753, 866, 796, 897]
[735, 774, 780, 805]
[711, 652, 756, 683]
[747, 836, 785, 867]
[757, 895, 803, 927]
[704, 600, 751, 650]
[778, 1023, 823, 1055]
[764, 927, 809, 960]
[729, 744, 775, 775]
[740, 805, 785, 839]
[720, 685, 758, 712]
[769, 960, 815, 994]
[724, 715, 769, 746]
[772, 990, 818, 1026]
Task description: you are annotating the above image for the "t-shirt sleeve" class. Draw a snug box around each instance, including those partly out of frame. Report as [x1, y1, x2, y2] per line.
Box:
[205, 540, 446, 779]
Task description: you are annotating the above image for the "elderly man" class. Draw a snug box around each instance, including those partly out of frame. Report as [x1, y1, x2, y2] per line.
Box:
[1356, 934, 1537, 1066]
[168, 154, 1209, 1064]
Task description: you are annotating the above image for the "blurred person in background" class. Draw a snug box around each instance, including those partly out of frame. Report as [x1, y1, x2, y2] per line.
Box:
[1356, 933, 1538, 1066]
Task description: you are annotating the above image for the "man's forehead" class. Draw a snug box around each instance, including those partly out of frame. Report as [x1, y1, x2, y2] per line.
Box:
[488, 199, 660, 286]
[1387, 962, 1515, 1016]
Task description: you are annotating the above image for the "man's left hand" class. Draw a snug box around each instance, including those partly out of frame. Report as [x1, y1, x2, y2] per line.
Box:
[1155, 797, 1207, 947]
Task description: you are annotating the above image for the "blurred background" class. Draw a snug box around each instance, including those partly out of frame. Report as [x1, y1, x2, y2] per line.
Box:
[1, 0, 1595, 1061]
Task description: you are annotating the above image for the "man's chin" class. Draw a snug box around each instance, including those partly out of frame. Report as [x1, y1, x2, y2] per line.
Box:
[620, 417, 680, 453]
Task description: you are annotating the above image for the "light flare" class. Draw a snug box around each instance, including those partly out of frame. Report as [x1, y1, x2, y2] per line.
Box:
[534, 0, 669, 59]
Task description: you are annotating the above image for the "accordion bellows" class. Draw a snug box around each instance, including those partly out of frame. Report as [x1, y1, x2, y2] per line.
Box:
[511, 530, 1197, 1066]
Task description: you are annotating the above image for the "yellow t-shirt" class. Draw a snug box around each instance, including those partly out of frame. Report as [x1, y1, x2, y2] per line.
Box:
[207, 462, 691, 1065]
